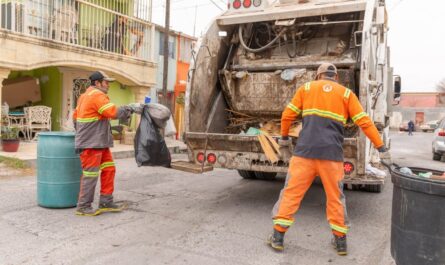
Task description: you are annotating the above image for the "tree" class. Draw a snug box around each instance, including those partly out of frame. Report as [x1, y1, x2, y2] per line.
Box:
[436, 78, 445, 105]
[436, 78, 445, 92]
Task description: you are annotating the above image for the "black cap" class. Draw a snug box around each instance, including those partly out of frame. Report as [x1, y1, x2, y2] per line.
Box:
[89, 71, 115, 82]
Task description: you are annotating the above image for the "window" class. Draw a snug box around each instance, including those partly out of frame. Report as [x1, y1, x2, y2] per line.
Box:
[159, 32, 175, 59]
[179, 37, 193, 63]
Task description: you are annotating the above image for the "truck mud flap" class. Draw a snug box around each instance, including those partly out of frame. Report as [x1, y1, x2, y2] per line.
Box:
[171, 161, 214, 174]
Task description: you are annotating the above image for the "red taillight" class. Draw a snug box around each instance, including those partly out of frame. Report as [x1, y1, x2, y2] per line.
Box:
[233, 0, 241, 9]
[344, 162, 354, 175]
[253, 0, 262, 7]
[243, 0, 252, 8]
[197, 152, 205, 163]
[207, 153, 217, 164]
[439, 130, 445, 136]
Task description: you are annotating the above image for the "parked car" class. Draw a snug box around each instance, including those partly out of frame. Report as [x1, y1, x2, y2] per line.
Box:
[432, 119, 445, 161]
[399, 121, 416, 132]
[420, 120, 440, 132]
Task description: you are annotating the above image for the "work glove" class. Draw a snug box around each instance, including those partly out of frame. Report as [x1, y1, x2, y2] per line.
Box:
[378, 146, 392, 167]
[278, 136, 293, 162]
[127, 103, 144, 114]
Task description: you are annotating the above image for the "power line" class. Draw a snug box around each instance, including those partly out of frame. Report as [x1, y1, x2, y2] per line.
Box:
[389, 0, 406, 11]
[209, 0, 224, 10]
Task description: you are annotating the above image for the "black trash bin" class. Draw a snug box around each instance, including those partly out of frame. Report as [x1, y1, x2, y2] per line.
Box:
[391, 166, 445, 265]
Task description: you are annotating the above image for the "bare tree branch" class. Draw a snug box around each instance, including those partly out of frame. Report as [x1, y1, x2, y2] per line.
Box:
[436, 78, 445, 92]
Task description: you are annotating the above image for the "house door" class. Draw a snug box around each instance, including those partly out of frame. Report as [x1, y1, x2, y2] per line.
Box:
[59, 68, 91, 131]
[415, 112, 424, 125]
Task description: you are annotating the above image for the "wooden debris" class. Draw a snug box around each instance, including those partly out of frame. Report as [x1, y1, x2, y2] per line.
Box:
[289, 124, 302, 137]
[171, 161, 213, 174]
[265, 134, 281, 156]
[258, 134, 279, 163]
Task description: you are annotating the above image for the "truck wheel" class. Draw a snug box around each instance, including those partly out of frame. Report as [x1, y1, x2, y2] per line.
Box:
[364, 184, 383, 193]
[254, 172, 277, 180]
[433, 152, 442, 161]
[238, 170, 257, 179]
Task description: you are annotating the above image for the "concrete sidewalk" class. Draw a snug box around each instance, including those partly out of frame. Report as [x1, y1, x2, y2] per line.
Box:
[0, 138, 187, 168]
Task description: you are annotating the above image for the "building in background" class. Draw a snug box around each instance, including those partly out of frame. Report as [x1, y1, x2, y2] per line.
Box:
[390, 92, 445, 129]
[149, 25, 196, 139]
[0, 0, 156, 132]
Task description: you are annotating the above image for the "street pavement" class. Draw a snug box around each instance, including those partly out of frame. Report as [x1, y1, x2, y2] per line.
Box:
[0, 131, 441, 265]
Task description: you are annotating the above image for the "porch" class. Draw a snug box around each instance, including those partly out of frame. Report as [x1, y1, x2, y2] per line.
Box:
[0, 137, 187, 168]
[0, 0, 157, 124]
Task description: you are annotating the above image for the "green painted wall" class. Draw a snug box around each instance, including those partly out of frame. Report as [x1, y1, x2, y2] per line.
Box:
[8, 67, 63, 131]
[79, 0, 134, 48]
[107, 82, 136, 128]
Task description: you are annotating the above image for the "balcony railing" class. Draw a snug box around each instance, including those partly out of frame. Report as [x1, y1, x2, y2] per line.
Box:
[0, 0, 154, 61]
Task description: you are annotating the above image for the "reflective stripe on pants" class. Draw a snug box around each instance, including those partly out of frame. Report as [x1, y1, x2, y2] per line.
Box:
[271, 156, 349, 235]
[77, 148, 116, 208]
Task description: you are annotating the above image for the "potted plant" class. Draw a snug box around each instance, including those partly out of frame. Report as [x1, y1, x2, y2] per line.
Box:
[1, 126, 20, 152]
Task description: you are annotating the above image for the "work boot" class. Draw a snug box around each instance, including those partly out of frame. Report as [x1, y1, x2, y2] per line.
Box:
[331, 235, 347, 256]
[75, 207, 100, 216]
[268, 229, 285, 251]
[98, 201, 124, 213]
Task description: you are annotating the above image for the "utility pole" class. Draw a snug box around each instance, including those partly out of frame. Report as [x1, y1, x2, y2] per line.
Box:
[162, 0, 171, 107]
[193, 1, 198, 37]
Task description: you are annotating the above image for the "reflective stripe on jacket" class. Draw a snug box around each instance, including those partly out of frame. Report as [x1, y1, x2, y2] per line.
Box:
[73, 87, 124, 149]
[281, 80, 384, 161]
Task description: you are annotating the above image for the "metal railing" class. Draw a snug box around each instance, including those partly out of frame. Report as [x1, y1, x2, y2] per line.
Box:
[0, 0, 154, 61]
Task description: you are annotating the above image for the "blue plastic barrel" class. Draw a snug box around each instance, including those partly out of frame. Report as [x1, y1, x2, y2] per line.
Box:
[37, 132, 81, 208]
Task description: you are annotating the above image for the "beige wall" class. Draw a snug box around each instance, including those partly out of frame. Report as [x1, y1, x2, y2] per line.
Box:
[0, 68, 11, 122]
[0, 33, 157, 87]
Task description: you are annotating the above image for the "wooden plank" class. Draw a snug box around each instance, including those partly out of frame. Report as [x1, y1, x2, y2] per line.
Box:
[289, 124, 302, 137]
[258, 134, 278, 163]
[265, 134, 281, 156]
[171, 161, 213, 174]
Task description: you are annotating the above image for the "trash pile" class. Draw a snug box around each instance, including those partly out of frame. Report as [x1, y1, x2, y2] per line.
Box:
[225, 108, 359, 137]
[399, 167, 445, 180]
[366, 164, 387, 177]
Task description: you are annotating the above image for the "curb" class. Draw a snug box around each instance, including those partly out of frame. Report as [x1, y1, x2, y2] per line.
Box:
[21, 145, 187, 169]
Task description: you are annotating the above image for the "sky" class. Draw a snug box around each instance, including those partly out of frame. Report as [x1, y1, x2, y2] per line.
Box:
[152, 0, 445, 92]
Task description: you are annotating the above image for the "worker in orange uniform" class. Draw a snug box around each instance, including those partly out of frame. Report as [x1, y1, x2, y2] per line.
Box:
[268, 63, 391, 255]
[73, 71, 141, 216]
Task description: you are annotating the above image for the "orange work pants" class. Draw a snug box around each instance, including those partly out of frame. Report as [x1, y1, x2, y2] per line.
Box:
[272, 156, 349, 236]
[77, 148, 116, 208]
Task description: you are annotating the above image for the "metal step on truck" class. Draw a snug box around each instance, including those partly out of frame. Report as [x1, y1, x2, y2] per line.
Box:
[176, 0, 401, 192]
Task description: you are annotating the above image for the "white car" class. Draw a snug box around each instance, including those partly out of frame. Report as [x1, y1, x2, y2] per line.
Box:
[420, 120, 439, 132]
[432, 119, 445, 160]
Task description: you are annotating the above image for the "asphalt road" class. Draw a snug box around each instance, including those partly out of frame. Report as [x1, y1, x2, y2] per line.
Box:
[0, 131, 441, 265]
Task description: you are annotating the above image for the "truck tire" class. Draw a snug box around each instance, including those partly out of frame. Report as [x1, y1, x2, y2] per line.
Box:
[254, 171, 277, 180]
[364, 184, 383, 193]
[238, 170, 257, 179]
[433, 152, 441, 161]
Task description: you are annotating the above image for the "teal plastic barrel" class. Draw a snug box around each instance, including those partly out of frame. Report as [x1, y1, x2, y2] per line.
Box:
[37, 132, 81, 208]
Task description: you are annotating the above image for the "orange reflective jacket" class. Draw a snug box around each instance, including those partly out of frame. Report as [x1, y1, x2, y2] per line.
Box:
[282, 80, 384, 161]
[73, 87, 123, 149]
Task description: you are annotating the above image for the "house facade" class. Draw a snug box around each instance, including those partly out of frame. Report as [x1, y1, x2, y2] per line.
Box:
[391, 92, 445, 128]
[0, 0, 156, 131]
[148, 25, 195, 138]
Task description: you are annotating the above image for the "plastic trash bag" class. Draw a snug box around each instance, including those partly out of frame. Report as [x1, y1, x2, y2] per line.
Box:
[280, 69, 306, 81]
[146, 103, 171, 129]
[134, 105, 171, 167]
[365, 164, 387, 177]
[164, 115, 177, 137]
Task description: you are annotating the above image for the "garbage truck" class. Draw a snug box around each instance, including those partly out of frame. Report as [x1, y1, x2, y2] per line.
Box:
[178, 0, 400, 192]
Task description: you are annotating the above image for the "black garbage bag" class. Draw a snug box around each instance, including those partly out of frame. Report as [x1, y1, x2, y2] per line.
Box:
[134, 106, 171, 167]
